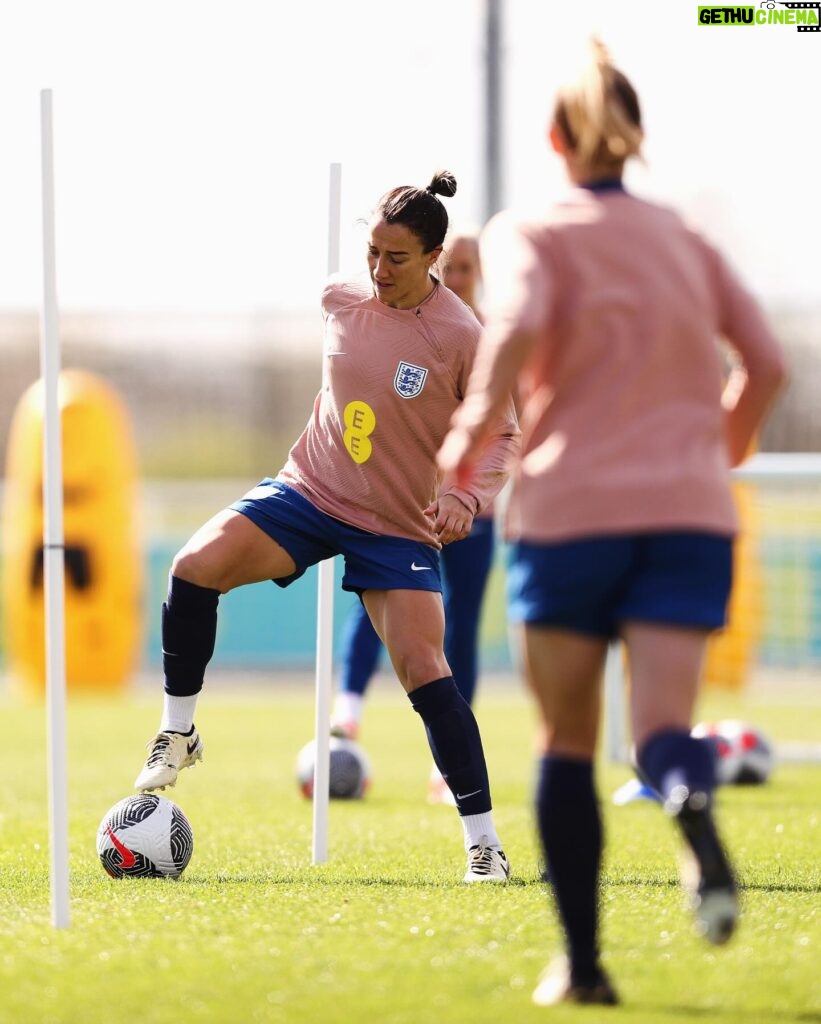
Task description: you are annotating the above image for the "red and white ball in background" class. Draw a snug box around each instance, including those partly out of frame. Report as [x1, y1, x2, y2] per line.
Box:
[691, 719, 775, 785]
[296, 736, 372, 800]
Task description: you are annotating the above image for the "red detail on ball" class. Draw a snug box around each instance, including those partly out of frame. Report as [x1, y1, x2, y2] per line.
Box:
[106, 825, 136, 869]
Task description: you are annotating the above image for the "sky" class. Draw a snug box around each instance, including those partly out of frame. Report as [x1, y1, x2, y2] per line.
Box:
[0, 0, 818, 315]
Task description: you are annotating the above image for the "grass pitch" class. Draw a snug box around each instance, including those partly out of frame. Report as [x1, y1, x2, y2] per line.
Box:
[1, 677, 820, 1024]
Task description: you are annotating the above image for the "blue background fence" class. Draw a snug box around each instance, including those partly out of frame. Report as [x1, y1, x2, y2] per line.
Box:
[143, 540, 516, 672]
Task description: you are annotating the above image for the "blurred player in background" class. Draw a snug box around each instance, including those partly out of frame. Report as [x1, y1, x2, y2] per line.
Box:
[134, 171, 520, 882]
[439, 41, 786, 1002]
[331, 231, 498, 806]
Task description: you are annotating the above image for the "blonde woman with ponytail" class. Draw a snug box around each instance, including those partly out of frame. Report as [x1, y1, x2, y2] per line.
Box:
[440, 42, 786, 1005]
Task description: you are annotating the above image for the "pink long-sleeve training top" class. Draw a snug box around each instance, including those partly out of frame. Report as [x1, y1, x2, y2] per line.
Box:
[278, 275, 520, 546]
[460, 188, 782, 544]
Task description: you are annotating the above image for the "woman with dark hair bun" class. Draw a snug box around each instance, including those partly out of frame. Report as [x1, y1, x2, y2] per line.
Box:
[132, 170, 520, 884]
[332, 226, 501, 809]
[374, 171, 457, 257]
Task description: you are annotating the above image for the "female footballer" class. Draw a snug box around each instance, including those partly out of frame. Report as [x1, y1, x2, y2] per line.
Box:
[134, 172, 520, 883]
[439, 43, 786, 1001]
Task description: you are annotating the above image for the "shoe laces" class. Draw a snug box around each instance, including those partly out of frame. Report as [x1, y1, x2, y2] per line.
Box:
[467, 835, 503, 874]
[145, 733, 174, 767]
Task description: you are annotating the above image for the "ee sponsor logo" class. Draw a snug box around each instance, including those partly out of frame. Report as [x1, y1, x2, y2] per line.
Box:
[344, 400, 376, 464]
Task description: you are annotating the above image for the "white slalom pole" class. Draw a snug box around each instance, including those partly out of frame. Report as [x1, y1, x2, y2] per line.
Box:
[312, 162, 342, 864]
[39, 88, 70, 928]
[603, 641, 628, 764]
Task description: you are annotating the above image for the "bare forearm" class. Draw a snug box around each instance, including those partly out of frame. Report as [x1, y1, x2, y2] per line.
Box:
[722, 361, 787, 467]
[443, 417, 520, 514]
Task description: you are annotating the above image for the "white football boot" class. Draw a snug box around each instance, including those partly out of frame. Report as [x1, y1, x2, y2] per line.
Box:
[532, 956, 619, 1007]
[134, 728, 204, 792]
[463, 834, 510, 882]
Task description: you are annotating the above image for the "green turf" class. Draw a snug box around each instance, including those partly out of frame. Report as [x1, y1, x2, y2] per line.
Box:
[1, 682, 820, 1023]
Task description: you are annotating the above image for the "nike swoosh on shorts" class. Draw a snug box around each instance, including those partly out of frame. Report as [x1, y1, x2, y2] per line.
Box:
[411, 563, 431, 571]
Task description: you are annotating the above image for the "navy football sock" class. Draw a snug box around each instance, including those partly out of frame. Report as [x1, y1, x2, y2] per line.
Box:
[636, 728, 717, 803]
[536, 755, 602, 983]
[162, 575, 220, 697]
[408, 677, 492, 816]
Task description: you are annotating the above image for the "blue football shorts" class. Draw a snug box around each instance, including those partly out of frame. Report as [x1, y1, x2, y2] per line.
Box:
[229, 478, 442, 594]
[507, 531, 733, 637]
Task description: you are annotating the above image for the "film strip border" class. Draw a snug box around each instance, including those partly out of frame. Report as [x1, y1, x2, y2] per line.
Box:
[779, 2, 821, 30]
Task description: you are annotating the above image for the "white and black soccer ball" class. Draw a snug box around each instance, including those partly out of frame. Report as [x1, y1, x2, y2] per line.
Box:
[96, 793, 194, 878]
[296, 736, 372, 800]
[692, 719, 775, 785]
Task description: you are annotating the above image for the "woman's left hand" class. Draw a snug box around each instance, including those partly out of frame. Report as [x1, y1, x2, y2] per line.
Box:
[424, 493, 474, 546]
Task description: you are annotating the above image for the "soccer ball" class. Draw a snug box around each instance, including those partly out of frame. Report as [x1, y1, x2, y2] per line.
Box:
[691, 719, 775, 785]
[296, 736, 372, 800]
[96, 793, 194, 878]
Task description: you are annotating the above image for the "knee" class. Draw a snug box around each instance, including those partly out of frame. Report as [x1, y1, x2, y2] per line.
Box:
[393, 644, 450, 690]
[171, 548, 225, 592]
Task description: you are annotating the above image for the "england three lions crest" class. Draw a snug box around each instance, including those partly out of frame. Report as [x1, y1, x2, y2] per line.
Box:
[394, 361, 429, 399]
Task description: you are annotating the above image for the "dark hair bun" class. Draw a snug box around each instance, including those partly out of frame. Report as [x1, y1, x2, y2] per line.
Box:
[427, 170, 457, 199]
